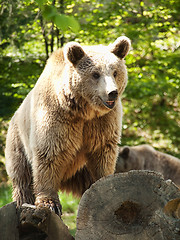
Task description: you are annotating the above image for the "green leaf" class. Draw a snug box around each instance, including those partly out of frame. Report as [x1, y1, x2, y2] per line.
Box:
[54, 14, 68, 31]
[42, 5, 58, 21]
[66, 16, 80, 32]
[54, 14, 80, 32]
[35, 0, 47, 8]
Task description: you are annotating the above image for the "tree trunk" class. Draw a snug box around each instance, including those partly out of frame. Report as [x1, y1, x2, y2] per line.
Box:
[50, 22, 54, 53]
[59, 0, 65, 47]
[50, 0, 56, 53]
[76, 170, 180, 240]
[40, 15, 49, 59]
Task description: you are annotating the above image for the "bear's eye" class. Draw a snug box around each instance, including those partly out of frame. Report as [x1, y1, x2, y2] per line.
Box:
[92, 72, 101, 79]
[113, 71, 117, 78]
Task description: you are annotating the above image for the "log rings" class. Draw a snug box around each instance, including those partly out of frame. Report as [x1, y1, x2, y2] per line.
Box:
[76, 170, 180, 240]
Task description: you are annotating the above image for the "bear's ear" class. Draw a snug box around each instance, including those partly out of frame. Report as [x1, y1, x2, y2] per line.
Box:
[121, 146, 130, 159]
[110, 36, 131, 59]
[64, 42, 85, 65]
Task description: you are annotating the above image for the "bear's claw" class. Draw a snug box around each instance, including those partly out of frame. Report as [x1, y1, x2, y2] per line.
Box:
[36, 198, 62, 216]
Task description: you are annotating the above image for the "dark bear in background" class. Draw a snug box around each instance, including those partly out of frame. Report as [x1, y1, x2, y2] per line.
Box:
[116, 144, 180, 186]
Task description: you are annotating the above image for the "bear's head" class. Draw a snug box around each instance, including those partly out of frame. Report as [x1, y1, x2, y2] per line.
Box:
[116, 146, 146, 173]
[63, 37, 131, 116]
[116, 146, 141, 173]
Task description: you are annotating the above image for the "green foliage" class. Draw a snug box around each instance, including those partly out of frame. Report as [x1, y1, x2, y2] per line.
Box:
[36, 0, 80, 32]
[54, 14, 79, 32]
[0, 184, 12, 207]
[59, 191, 79, 236]
[59, 191, 79, 213]
[0, 56, 43, 118]
[0, 0, 39, 49]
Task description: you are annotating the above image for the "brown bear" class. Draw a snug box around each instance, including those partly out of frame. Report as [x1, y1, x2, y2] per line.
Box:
[5, 37, 131, 215]
[116, 144, 180, 186]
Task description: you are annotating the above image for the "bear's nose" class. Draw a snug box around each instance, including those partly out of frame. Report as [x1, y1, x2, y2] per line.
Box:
[108, 90, 118, 101]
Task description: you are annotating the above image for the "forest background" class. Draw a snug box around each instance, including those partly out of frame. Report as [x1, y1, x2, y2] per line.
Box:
[0, 0, 179, 236]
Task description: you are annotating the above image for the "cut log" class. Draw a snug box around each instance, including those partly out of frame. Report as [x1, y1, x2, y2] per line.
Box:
[76, 170, 180, 240]
[0, 202, 74, 240]
[0, 202, 19, 240]
[19, 203, 74, 240]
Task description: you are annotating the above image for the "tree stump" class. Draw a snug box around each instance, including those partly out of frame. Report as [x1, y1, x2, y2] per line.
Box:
[76, 170, 180, 240]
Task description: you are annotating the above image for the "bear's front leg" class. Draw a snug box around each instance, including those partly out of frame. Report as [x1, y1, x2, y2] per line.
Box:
[86, 142, 119, 182]
[32, 160, 62, 216]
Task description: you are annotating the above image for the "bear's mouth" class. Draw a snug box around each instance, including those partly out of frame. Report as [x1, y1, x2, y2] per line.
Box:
[102, 99, 115, 109]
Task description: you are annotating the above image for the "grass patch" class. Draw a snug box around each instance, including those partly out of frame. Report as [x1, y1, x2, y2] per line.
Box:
[59, 191, 79, 236]
[0, 183, 12, 207]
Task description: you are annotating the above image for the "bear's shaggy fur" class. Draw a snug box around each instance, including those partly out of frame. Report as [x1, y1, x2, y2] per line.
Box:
[116, 144, 180, 186]
[5, 37, 131, 215]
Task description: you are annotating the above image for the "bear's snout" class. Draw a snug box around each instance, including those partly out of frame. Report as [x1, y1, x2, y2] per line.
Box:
[100, 89, 118, 109]
[102, 90, 118, 109]
[108, 90, 118, 101]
